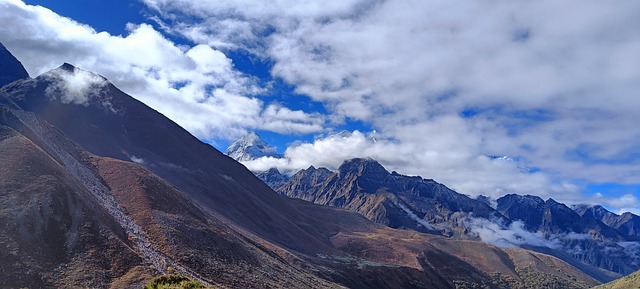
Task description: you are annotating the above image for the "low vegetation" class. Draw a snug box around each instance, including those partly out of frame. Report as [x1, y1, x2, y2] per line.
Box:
[143, 274, 213, 289]
[594, 270, 640, 289]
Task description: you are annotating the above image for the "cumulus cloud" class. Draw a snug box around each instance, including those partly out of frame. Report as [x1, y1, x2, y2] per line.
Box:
[3, 0, 638, 214]
[144, 0, 640, 212]
[242, 130, 582, 204]
[588, 193, 640, 215]
[43, 67, 108, 107]
[0, 0, 325, 140]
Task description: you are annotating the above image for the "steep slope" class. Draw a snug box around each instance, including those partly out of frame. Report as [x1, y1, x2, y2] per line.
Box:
[225, 132, 282, 161]
[0, 42, 29, 87]
[593, 269, 640, 289]
[497, 195, 622, 238]
[574, 205, 621, 228]
[0, 105, 346, 288]
[611, 213, 640, 237]
[0, 62, 334, 255]
[574, 205, 640, 238]
[277, 158, 505, 236]
[0, 116, 148, 288]
[91, 157, 345, 289]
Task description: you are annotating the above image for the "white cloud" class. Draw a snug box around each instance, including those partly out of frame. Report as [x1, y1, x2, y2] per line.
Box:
[2, 0, 638, 214]
[465, 216, 639, 265]
[242, 130, 582, 204]
[0, 0, 325, 140]
[465, 217, 561, 249]
[146, 0, 640, 211]
[43, 67, 108, 107]
[600, 194, 640, 210]
[587, 193, 640, 215]
[259, 104, 326, 134]
[396, 202, 437, 230]
[130, 155, 145, 164]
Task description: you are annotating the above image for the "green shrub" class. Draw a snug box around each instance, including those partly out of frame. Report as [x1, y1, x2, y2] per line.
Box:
[144, 274, 211, 289]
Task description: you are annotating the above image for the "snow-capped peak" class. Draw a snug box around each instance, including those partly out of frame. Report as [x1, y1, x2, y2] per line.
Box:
[225, 132, 282, 161]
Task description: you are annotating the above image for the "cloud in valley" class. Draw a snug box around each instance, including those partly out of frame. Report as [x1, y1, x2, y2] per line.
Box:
[465, 217, 561, 249]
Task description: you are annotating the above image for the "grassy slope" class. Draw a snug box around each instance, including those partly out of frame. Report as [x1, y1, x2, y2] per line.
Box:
[594, 270, 640, 289]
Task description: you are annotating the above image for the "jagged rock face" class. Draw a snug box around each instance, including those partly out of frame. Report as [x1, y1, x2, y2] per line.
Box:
[497, 195, 621, 237]
[0, 43, 29, 87]
[278, 159, 639, 276]
[277, 158, 504, 236]
[496, 194, 547, 231]
[574, 205, 640, 237]
[225, 132, 282, 161]
[497, 195, 638, 275]
[612, 213, 640, 237]
[574, 205, 621, 227]
[255, 167, 290, 189]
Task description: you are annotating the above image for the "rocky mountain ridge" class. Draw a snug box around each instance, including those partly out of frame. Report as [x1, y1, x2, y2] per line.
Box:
[271, 157, 640, 276]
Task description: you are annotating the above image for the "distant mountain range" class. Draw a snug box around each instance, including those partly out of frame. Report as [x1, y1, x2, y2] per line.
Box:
[573, 204, 640, 237]
[0, 40, 633, 289]
[228, 135, 640, 278]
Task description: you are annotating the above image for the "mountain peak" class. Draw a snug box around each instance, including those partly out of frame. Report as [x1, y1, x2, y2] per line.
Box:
[58, 62, 77, 72]
[337, 158, 389, 181]
[0, 42, 30, 87]
[225, 132, 282, 161]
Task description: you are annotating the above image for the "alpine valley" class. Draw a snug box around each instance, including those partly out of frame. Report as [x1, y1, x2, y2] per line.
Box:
[1, 39, 639, 289]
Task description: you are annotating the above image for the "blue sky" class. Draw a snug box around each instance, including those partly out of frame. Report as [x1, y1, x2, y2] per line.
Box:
[3, 0, 640, 214]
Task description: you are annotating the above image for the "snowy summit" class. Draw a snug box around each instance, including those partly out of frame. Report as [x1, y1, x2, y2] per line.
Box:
[225, 132, 282, 161]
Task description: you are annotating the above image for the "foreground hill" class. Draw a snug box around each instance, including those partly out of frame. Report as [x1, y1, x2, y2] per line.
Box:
[0, 41, 618, 288]
[594, 270, 640, 289]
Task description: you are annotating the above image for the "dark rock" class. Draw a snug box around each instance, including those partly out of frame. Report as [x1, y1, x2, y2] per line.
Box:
[0, 42, 30, 87]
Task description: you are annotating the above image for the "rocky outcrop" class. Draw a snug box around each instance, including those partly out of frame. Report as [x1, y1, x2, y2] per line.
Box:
[277, 158, 505, 236]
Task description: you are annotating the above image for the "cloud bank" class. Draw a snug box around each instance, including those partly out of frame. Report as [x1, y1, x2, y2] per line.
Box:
[1, 0, 638, 213]
[0, 0, 325, 141]
[145, 0, 640, 212]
